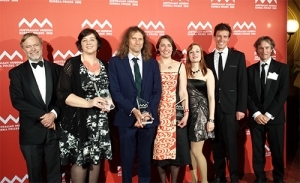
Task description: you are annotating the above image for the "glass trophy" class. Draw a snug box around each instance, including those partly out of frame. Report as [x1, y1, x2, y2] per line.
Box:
[136, 97, 154, 125]
[94, 83, 115, 111]
[175, 98, 185, 124]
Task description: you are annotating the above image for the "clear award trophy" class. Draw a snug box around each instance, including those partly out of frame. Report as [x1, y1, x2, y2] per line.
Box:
[94, 83, 115, 111]
[136, 97, 154, 125]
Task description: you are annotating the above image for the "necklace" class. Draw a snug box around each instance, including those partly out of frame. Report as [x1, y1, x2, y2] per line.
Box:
[82, 55, 99, 72]
[159, 60, 173, 69]
[192, 69, 200, 74]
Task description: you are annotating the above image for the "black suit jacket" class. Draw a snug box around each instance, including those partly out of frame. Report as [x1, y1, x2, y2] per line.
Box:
[247, 59, 289, 125]
[9, 60, 62, 145]
[205, 49, 247, 114]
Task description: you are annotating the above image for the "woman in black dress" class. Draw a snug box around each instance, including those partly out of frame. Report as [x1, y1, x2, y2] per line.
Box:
[185, 43, 215, 183]
[57, 28, 112, 183]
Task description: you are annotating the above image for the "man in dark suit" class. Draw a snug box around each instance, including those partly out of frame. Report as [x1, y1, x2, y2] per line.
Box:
[9, 33, 62, 183]
[247, 36, 289, 183]
[204, 23, 247, 183]
[108, 26, 161, 183]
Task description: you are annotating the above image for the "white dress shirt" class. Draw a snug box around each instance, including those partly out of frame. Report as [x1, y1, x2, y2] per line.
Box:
[253, 57, 274, 120]
[128, 53, 143, 80]
[214, 47, 229, 79]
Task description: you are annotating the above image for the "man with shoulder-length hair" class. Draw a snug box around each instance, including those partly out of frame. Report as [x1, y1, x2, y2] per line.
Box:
[108, 26, 162, 183]
[247, 36, 289, 183]
[204, 23, 248, 183]
[9, 33, 62, 182]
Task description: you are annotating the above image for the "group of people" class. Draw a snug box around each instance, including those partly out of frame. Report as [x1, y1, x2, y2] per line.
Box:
[9, 22, 289, 183]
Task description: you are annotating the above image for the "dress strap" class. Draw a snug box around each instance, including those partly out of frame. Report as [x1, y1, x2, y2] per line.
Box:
[177, 62, 182, 74]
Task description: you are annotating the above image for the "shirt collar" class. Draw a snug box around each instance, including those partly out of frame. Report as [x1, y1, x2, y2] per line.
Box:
[260, 57, 271, 66]
[29, 59, 44, 64]
[128, 53, 142, 62]
[215, 46, 229, 55]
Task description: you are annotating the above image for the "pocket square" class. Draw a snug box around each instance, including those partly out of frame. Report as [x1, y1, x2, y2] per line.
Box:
[267, 72, 278, 80]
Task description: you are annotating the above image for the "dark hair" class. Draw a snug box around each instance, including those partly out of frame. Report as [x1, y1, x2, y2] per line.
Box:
[116, 26, 152, 60]
[185, 43, 208, 78]
[213, 23, 232, 38]
[76, 28, 102, 52]
[253, 36, 275, 50]
[156, 35, 177, 55]
[20, 32, 42, 48]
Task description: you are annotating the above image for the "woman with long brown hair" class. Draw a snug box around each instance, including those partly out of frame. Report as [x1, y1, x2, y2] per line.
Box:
[186, 43, 215, 183]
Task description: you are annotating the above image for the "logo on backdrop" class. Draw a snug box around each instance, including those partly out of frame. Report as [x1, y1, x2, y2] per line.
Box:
[187, 21, 212, 36]
[82, 19, 112, 36]
[0, 115, 19, 132]
[162, 0, 189, 8]
[211, 0, 235, 9]
[53, 50, 81, 65]
[49, 0, 82, 4]
[0, 175, 28, 183]
[138, 21, 165, 36]
[19, 18, 53, 35]
[0, 0, 18, 2]
[0, 51, 23, 68]
[232, 21, 256, 36]
[255, 0, 277, 10]
[109, 0, 138, 6]
[117, 166, 122, 176]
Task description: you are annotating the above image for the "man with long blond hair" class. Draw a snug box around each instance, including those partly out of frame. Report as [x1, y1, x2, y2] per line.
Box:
[108, 26, 161, 183]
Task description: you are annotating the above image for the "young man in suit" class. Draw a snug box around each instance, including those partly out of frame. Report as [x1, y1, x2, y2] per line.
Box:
[247, 36, 289, 183]
[9, 33, 62, 183]
[108, 26, 161, 183]
[204, 23, 248, 183]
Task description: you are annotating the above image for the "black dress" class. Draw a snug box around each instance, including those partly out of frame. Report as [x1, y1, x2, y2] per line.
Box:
[187, 79, 215, 142]
[59, 60, 112, 166]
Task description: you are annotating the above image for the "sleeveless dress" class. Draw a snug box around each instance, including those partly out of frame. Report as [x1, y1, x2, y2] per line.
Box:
[187, 79, 215, 142]
[59, 61, 112, 166]
[153, 63, 191, 166]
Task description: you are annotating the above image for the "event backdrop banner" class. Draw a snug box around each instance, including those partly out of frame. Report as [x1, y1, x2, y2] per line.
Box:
[0, 0, 286, 182]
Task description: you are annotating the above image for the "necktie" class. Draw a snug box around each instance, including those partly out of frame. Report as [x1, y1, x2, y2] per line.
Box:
[31, 61, 44, 69]
[260, 63, 267, 102]
[218, 52, 223, 80]
[132, 58, 142, 97]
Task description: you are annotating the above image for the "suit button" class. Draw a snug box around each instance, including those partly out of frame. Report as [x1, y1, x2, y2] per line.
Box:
[219, 88, 221, 90]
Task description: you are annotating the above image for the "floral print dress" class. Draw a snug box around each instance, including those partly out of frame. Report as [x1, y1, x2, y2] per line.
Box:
[59, 61, 112, 166]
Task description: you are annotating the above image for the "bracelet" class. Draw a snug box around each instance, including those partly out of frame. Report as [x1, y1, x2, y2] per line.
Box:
[184, 109, 189, 113]
[208, 119, 214, 122]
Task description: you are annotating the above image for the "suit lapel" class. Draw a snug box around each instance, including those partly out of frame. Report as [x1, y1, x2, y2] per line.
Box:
[207, 53, 217, 79]
[26, 62, 45, 106]
[141, 59, 148, 92]
[254, 62, 262, 100]
[220, 49, 232, 82]
[122, 57, 136, 86]
[44, 61, 53, 106]
[264, 59, 275, 96]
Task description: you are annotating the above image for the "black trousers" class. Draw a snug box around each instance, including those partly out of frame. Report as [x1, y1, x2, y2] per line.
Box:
[250, 123, 284, 181]
[20, 129, 61, 183]
[213, 104, 239, 181]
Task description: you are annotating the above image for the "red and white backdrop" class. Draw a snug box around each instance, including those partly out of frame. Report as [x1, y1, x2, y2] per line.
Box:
[0, 0, 287, 182]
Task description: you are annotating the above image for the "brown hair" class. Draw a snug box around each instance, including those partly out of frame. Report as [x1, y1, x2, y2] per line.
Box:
[185, 43, 207, 78]
[20, 32, 42, 48]
[156, 35, 177, 55]
[213, 23, 232, 38]
[116, 26, 152, 60]
[253, 36, 276, 55]
[75, 28, 102, 52]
